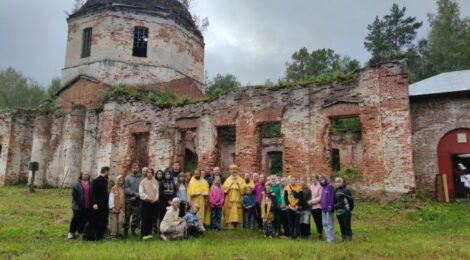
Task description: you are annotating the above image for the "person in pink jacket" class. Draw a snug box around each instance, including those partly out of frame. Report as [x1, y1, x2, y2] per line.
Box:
[209, 176, 225, 230]
[309, 174, 323, 240]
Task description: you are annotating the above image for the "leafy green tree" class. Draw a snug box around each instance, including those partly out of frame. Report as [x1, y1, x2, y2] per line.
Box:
[285, 48, 360, 83]
[409, 0, 470, 82]
[205, 74, 241, 97]
[47, 78, 61, 97]
[365, 4, 422, 60]
[0, 67, 47, 109]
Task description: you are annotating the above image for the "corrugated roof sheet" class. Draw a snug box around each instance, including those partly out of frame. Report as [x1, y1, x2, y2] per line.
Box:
[409, 70, 470, 96]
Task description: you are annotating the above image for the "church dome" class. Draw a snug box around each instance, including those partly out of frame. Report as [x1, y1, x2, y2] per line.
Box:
[70, 0, 202, 39]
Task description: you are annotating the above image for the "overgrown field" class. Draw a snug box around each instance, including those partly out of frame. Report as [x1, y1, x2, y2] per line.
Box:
[0, 186, 469, 259]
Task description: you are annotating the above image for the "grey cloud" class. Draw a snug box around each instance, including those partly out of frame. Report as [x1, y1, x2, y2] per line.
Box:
[0, 0, 469, 87]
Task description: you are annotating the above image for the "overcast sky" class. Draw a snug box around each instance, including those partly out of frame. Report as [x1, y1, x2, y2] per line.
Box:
[0, 0, 469, 87]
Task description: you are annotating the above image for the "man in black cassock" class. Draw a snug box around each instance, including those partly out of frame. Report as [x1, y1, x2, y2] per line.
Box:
[86, 166, 110, 240]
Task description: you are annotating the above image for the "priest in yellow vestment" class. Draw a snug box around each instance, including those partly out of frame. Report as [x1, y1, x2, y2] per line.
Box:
[223, 165, 245, 228]
[186, 169, 209, 228]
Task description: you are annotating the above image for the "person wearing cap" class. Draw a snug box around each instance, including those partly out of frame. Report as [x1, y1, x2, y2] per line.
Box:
[223, 165, 245, 229]
[160, 198, 187, 241]
[187, 169, 210, 229]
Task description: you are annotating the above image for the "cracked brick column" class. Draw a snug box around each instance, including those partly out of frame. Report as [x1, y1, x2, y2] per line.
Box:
[29, 115, 52, 187]
[63, 105, 86, 186]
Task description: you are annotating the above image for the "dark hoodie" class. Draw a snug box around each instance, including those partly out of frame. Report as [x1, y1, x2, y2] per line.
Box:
[320, 176, 334, 212]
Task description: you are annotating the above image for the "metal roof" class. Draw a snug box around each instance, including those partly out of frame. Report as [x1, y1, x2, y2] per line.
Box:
[409, 70, 470, 96]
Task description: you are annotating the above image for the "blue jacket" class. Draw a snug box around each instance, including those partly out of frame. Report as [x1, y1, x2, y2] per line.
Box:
[242, 194, 256, 208]
[184, 212, 199, 225]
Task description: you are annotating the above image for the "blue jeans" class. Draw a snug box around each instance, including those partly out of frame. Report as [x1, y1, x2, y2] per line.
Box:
[287, 209, 300, 238]
[210, 207, 222, 229]
[322, 211, 335, 243]
[243, 207, 255, 228]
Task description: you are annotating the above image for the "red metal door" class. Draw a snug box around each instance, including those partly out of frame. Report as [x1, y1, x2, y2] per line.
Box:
[437, 129, 470, 198]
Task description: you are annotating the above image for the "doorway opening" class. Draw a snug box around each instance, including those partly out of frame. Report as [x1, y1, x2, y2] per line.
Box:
[132, 132, 150, 167]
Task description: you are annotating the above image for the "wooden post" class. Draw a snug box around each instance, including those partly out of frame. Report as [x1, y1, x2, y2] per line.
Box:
[29, 170, 36, 192]
[442, 174, 450, 202]
[28, 161, 39, 193]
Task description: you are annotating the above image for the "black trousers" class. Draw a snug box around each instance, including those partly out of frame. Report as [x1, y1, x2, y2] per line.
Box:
[287, 209, 300, 239]
[255, 203, 263, 228]
[179, 201, 187, 218]
[69, 208, 90, 234]
[336, 211, 353, 239]
[280, 210, 289, 236]
[311, 208, 323, 235]
[84, 207, 109, 241]
[141, 201, 156, 237]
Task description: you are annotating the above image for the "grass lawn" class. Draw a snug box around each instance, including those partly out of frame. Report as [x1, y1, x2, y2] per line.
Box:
[0, 186, 469, 259]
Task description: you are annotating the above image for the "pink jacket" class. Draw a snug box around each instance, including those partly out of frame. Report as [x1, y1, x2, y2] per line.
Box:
[209, 186, 225, 208]
[309, 183, 323, 210]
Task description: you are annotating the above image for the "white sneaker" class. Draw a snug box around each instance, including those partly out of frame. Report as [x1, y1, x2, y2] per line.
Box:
[160, 234, 168, 241]
[67, 233, 74, 239]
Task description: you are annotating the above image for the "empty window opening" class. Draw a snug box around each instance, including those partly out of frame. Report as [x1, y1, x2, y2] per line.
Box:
[81, 27, 92, 58]
[133, 27, 149, 57]
[331, 117, 361, 134]
[261, 122, 282, 138]
[132, 132, 150, 168]
[184, 149, 198, 173]
[217, 126, 236, 172]
[268, 152, 283, 176]
[332, 148, 340, 172]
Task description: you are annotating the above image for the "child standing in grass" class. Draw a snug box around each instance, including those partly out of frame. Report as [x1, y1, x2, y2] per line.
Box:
[261, 182, 278, 238]
[209, 176, 224, 230]
[109, 175, 125, 238]
[242, 186, 256, 229]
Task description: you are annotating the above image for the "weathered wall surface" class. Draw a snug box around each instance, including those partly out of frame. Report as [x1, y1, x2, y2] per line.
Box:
[2, 62, 417, 198]
[411, 94, 470, 196]
[0, 111, 34, 185]
[56, 78, 109, 112]
[62, 10, 204, 94]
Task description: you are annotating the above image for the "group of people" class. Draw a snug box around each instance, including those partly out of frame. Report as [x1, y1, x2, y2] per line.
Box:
[68, 162, 354, 243]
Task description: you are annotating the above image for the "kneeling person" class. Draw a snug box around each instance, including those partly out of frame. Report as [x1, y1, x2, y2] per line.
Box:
[160, 198, 187, 241]
[184, 205, 205, 237]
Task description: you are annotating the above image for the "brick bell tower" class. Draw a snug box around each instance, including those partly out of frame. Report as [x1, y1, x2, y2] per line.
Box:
[57, 0, 205, 112]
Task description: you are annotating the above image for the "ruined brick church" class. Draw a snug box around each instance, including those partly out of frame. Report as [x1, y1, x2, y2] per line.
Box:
[1, 0, 469, 199]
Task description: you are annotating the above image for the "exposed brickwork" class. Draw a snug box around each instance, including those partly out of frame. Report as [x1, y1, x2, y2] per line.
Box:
[411, 93, 470, 197]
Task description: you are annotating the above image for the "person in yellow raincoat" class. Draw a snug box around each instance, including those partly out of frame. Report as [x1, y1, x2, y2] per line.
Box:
[223, 165, 245, 228]
[186, 169, 209, 230]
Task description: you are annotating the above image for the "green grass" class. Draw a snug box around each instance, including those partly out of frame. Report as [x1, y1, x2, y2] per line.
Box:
[0, 186, 469, 259]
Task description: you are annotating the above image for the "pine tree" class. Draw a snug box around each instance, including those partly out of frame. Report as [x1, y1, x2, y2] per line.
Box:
[364, 4, 422, 60]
